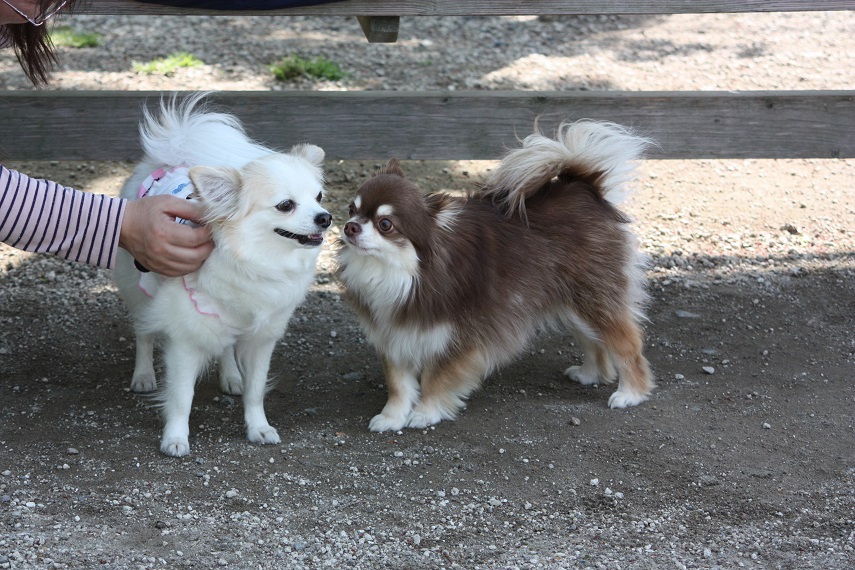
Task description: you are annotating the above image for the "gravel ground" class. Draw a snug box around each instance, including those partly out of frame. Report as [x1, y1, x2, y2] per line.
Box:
[1, 9, 854, 570]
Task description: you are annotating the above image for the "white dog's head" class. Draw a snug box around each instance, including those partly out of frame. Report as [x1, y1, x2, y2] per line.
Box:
[188, 144, 331, 262]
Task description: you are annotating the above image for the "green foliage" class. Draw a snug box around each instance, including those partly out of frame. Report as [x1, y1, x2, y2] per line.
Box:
[270, 55, 345, 82]
[133, 52, 204, 76]
[50, 26, 102, 48]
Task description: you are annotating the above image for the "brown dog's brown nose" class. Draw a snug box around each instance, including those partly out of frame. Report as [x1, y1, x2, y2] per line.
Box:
[344, 221, 361, 238]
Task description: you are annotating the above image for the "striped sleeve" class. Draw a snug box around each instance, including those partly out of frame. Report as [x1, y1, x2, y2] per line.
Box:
[0, 165, 127, 269]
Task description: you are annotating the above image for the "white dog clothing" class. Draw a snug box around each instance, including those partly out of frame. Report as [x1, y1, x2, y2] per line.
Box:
[135, 166, 219, 318]
[137, 166, 198, 227]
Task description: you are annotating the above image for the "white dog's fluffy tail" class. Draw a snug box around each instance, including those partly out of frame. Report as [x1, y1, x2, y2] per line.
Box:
[140, 92, 272, 169]
[482, 120, 654, 218]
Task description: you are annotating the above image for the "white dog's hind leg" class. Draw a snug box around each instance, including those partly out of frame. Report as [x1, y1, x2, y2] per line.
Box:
[159, 343, 208, 457]
[130, 331, 157, 393]
[237, 339, 281, 445]
[370, 358, 420, 432]
[218, 346, 243, 395]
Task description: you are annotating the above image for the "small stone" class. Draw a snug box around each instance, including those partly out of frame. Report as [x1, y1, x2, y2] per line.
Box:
[329, 331, 338, 338]
[675, 310, 701, 318]
[569, 417, 581, 426]
[702, 366, 715, 375]
[762, 422, 771, 429]
[590, 478, 599, 487]
[675, 374, 685, 381]
[67, 448, 79, 455]
[225, 489, 239, 499]
[342, 371, 364, 382]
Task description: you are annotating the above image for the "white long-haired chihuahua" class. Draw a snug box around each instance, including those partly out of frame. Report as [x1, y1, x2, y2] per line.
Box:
[114, 94, 331, 456]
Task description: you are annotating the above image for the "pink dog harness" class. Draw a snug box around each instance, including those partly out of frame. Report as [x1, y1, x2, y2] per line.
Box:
[136, 166, 219, 318]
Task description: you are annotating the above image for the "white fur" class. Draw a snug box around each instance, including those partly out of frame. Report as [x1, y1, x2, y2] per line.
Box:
[434, 203, 460, 232]
[483, 120, 653, 216]
[338, 222, 420, 292]
[376, 204, 394, 217]
[368, 365, 420, 432]
[115, 94, 329, 457]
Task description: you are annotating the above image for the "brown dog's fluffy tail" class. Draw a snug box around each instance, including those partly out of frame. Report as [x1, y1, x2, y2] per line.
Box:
[480, 120, 654, 218]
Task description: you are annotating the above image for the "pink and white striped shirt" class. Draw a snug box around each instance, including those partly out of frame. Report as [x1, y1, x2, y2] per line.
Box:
[0, 165, 126, 269]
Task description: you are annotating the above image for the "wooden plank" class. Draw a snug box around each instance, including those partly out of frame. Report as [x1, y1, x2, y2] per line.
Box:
[356, 16, 399, 42]
[86, 1, 855, 16]
[0, 91, 852, 161]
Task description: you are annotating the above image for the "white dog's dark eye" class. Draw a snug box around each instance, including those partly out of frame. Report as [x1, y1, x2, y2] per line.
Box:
[276, 200, 295, 213]
[378, 218, 393, 233]
[316, 192, 323, 204]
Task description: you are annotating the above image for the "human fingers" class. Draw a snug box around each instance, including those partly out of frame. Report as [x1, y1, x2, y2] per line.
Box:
[149, 239, 214, 276]
[160, 195, 209, 226]
[119, 197, 213, 276]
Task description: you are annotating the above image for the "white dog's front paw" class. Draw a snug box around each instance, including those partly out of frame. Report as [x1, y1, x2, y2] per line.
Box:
[160, 436, 190, 457]
[565, 365, 600, 386]
[247, 425, 281, 445]
[220, 374, 242, 396]
[368, 412, 407, 432]
[608, 389, 648, 409]
[130, 372, 157, 393]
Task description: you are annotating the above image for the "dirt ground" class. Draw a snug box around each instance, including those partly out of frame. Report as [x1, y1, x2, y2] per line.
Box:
[1, 155, 853, 568]
[1, 7, 854, 569]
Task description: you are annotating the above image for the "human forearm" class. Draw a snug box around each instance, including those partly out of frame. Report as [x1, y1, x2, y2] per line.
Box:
[0, 164, 125, 268]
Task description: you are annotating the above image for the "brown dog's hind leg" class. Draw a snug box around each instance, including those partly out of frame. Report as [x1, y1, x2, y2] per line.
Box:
[600, 315, 654, 408]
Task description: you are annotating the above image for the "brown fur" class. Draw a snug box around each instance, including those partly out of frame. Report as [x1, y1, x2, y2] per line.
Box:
[337, 133, 654, 431]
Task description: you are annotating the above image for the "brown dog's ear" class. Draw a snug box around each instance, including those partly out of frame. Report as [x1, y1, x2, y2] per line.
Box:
[382, 158, 405, 178]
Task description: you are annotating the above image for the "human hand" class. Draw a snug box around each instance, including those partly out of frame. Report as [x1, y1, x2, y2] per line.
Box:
[119, 195, 214, 277]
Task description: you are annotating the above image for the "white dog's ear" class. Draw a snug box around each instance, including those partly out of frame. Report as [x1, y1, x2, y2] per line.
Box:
[290, 143, 325, 167]
[188, 166, 241, 220]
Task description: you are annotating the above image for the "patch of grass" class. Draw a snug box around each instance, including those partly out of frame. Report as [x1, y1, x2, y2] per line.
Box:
[50, 26, 102, 48]
[270, 55, 344, 82]
[133, 52, 204, 76]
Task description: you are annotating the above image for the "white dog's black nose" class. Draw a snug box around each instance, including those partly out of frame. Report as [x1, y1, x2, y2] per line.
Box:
[315, 212, 332, 229]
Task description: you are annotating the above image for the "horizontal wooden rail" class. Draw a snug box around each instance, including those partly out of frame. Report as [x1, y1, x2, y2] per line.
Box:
[0, 91, 852, 161]
[87, 1, 855, 16]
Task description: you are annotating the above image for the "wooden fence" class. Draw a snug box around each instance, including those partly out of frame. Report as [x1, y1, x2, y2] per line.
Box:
[0, 0, 853, 160]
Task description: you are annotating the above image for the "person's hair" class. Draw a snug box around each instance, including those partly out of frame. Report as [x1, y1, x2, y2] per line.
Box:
[0, 1, 81, 85]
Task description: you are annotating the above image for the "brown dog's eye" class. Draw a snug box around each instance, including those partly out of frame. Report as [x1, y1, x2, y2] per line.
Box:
[378, 218, 393, 233]
[348, 203, 356, 217]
